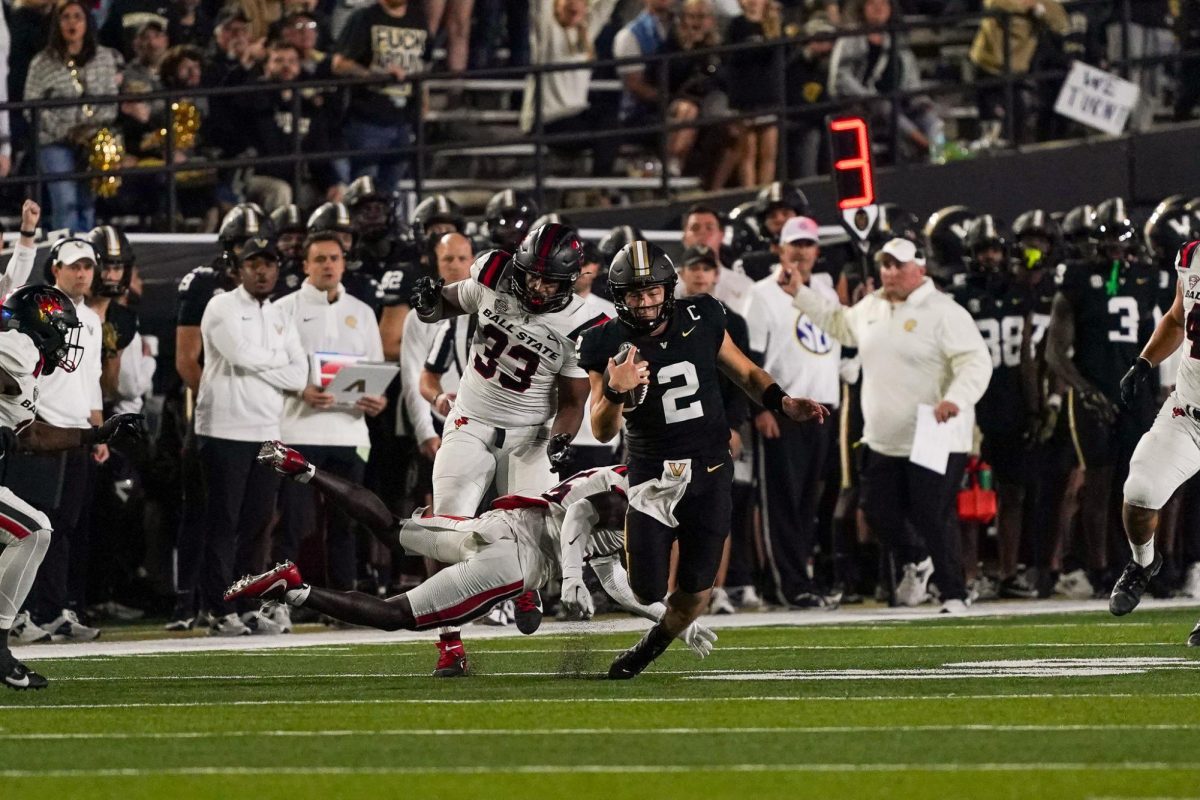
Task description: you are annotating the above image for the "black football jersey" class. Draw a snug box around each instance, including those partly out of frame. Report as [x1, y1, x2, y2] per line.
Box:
[377, 262, 423, 309]
[578, 294, 730, 463]
[1057, 258, 1158, 402]
[271, 260, 306, 301]
[176, 264, 236, 326]
[952, 272, 1053, 436]
[343, 270, 384, 317]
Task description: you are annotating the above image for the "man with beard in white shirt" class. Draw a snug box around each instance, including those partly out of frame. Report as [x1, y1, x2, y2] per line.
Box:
[273, 232, 388, 621]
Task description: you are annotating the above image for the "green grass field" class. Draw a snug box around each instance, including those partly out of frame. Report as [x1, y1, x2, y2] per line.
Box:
[5, 606, 1200, 800]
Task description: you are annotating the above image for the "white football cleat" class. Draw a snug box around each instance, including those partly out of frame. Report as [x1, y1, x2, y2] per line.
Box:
[896, 557, 935, 607]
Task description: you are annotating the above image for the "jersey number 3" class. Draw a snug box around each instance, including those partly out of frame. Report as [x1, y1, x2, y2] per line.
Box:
[473, 322, 540, 393]
[658, 361, 703, 423]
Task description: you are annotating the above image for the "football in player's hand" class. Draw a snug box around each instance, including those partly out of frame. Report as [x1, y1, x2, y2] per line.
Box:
[606, 342, 649, 408]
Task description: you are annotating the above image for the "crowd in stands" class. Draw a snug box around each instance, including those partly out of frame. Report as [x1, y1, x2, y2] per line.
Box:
[0, 0, 1194, 228]
[7, 180, 1200, 647]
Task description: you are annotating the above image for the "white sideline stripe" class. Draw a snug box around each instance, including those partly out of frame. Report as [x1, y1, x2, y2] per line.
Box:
[18, 595, 1200, 662]
[6, 692, 1200, 711]
[35, 642, 1185, 662]
[7, 723, 1200, 741]
[2, 762, 1198, 778]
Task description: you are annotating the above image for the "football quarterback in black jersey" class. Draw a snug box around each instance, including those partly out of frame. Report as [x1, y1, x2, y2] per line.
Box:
[578, 242, 827, 679]
[1046, 197, 1158, 596]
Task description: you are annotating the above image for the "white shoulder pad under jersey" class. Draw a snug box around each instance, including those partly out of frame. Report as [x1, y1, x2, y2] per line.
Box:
[0, 330, 43, 432]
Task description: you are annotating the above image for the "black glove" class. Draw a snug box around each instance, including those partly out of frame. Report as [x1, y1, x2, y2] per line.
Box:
[0, 426, 17, 459]
[93, 413, 146, 444]
[1120, 357, 1153, 408]
[1080, 389, 1118, 425]
[547, 433, 575, 477]
[410, 276, 445, 317]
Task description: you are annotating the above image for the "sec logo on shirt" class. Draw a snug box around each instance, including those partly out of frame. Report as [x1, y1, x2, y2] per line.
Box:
[795, 314, 832, 354]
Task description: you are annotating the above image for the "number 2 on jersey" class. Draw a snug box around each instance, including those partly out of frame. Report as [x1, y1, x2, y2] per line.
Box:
[472, 322, 540, 393]
[658, 361, 703, 423]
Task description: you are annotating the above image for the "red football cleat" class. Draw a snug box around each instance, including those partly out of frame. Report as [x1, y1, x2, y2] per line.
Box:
[225, 561, 306, 603]
[257, 441, 315, 482]
[433, 637, 468, 678]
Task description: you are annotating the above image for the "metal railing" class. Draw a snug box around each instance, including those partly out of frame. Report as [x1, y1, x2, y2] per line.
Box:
[0, 0, 1187, 228]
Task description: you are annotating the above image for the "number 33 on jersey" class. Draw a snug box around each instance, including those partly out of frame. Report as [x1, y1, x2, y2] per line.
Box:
[451, 251, 608, 429]
[578, 294, 731, 462]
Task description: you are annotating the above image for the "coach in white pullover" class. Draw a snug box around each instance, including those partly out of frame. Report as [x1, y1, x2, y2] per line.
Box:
[792, 237, 992, 612]
[195, 238, 308, 636]
[745, 217, 843, 608]
[274, 232, 386, 593]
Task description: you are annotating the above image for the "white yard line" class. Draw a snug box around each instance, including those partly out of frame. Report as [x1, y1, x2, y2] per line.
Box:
[14, 597, 1200, 662]
[36, 641, 1186, 662]
[3, 762, 1199, 778]
[4, 723, 1200, 741]
[5, 692, 1200, 711]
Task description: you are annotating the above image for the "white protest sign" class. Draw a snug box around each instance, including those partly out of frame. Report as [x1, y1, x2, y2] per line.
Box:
[1054, 61, 1140, 136]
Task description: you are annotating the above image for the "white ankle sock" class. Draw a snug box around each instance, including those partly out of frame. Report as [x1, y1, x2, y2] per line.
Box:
[1131, 539, 1156, 567]
[285, 585, 310, 606]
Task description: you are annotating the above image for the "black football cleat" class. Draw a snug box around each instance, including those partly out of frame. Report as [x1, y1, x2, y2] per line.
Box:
[2, 654, 48, 691]
[1109, 552, 1163, 616]
[607, 624, 673, 680]
[1188, 621, 1200, 648]
[514, 590, 543, 635]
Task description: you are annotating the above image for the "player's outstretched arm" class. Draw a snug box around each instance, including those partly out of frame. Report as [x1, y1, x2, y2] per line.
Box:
[716, 332, 828, 424]
[550, 375, 588, 442]
[411, 278, 468, 323]
[18, 414, 144, 453]
[1138, 280, 1186, 368]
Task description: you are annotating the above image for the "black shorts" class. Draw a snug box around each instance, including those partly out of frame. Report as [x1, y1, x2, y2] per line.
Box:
[1067, 388, 1154, 469]
[624, 452, 733, 601]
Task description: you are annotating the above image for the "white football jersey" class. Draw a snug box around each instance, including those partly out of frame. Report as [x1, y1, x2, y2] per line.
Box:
[493, 465, 629, 568]
[1175, 242, 1200, 406]
[452, 252, 606, 428]
[0, 330, 43, 433]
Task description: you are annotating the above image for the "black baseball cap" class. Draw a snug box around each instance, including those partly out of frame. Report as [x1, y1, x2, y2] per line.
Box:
[240, 237, 279, 262]
[680, 245, 718, 268]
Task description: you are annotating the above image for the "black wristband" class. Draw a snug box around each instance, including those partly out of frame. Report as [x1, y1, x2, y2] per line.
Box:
[19, 229, 35, 238]
[761, 383, 786, 414]
[603, 383, 625, 405]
